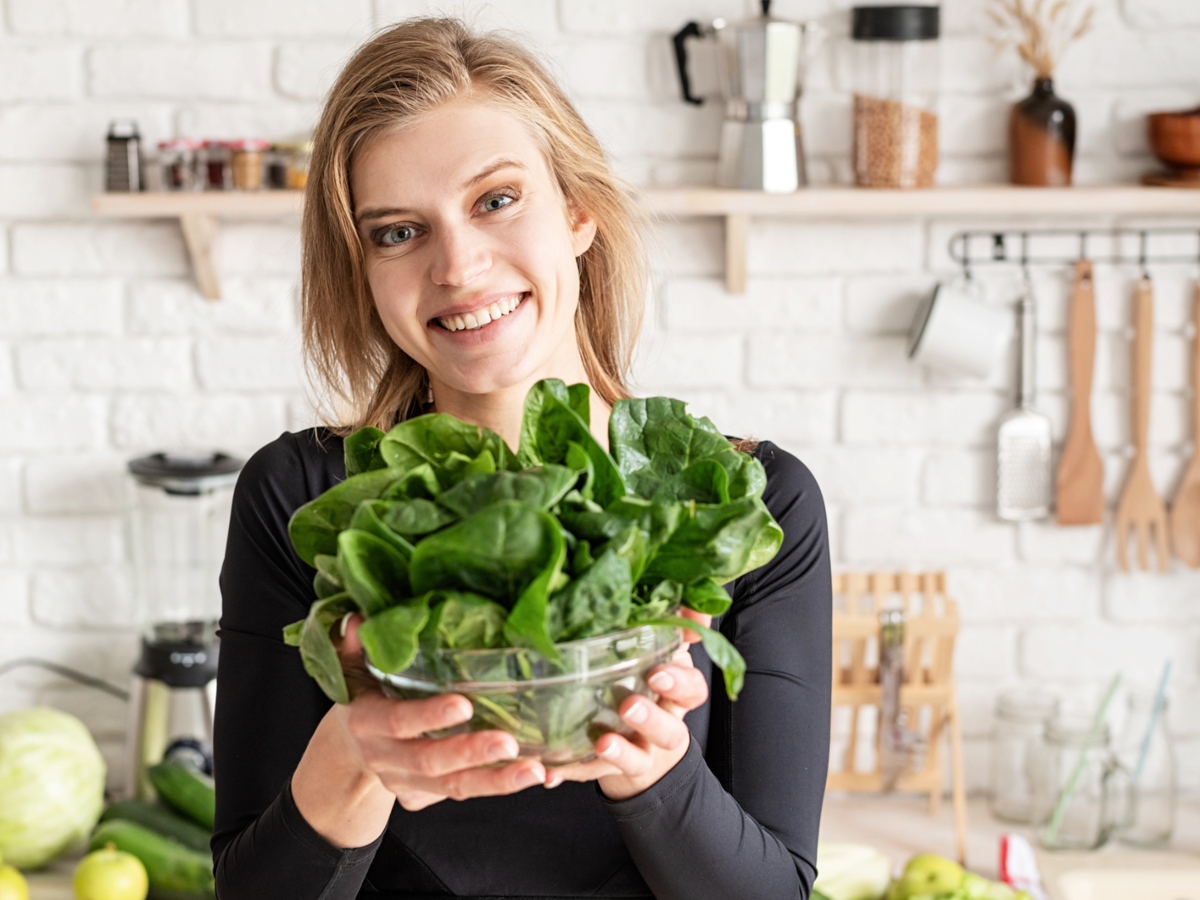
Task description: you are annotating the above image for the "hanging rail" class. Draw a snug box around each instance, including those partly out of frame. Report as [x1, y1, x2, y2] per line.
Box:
[948, 227, 1200, 273]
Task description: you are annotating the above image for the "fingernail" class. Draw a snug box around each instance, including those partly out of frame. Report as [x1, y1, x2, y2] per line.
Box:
[517, 765, 544, 788]
[448, 699, 472, 721]
[623, 701, 648, 724]
[648, 671, 674, 692]
[545, 772, 563, 789]
[599, 741, 622, 760]
[487, 740, 517, 761]
[339, 612, 353, 638]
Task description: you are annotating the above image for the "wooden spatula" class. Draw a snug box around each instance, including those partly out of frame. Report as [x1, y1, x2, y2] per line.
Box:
[1170, 282, 1200, 567]
[1115, 276, 1170, 571]
[1057, 260, 1104, 524]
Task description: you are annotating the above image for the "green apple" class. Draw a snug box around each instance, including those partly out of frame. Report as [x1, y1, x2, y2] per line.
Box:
[959, 872, 993, 900]
[72, 845, 148, 900]
[0, 861, 29, 900]
[896, 854, 965, 899]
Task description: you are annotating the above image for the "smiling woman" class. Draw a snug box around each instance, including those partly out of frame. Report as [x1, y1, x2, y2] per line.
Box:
[212, 16, 831, 900]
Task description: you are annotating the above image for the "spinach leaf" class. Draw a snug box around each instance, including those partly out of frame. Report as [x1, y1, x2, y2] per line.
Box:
[338, 528, 411, 615]
[682, 577, 733, 616]
[382, 463, 442, 501]
[517, 379, 625, 507]
[312, 553, 344, 599]
[296, 593, 358, 704]
[546, 549, 633, 642]
[288, 468, 402, 567]
[641, 497, 774, 586]
[437, 466, 579, 518]
[408, 501, 564, 607]
[638, 615, 746, 700]
[380, 414, 516, 486]
[376, 498, 458, 538]
[344, 426, 387, 476]
[630, 579, 682, 622]
[421, 592, 508, 652]
[350, 500, 416, 559]
[359, 595, 431, 674]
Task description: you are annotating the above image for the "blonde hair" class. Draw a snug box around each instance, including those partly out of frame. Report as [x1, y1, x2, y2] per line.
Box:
[301, 17, 648, 432]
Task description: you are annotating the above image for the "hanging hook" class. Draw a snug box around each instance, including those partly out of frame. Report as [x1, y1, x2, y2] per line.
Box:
[1079, 230, 1088, 261]
[1139, 231, 1150, 281]
[1020, 231, 1031, 282]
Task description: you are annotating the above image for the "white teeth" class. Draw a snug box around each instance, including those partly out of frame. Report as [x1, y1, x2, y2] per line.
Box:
[438, 293, 524, 332]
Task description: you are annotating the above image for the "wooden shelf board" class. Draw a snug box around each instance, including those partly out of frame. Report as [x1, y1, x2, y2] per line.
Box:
[91, 190, 304, 218]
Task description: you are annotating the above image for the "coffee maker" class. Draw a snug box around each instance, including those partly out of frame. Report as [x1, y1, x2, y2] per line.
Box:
[124, 451, 242, 799]
[673, 1, 821, 192]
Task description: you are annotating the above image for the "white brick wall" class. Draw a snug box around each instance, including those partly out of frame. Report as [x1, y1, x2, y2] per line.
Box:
[0, 0, 1197, 800]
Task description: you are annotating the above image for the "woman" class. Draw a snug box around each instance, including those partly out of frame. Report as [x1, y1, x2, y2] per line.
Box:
[213, 17, 831, 900]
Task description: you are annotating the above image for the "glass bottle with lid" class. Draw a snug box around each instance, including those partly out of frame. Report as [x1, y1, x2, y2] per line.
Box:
[849, 5, 940, 188]
[1115, 689, 1175, 847]
[989, 689, 1059, 824]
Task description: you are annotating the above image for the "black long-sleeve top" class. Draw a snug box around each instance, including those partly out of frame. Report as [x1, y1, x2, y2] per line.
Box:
[212, 428, 831, 900]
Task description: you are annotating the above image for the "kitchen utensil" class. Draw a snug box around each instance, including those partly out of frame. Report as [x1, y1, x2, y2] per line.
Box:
[125, 451, 242, 799]
[105, 119, 144, 192]
[672, 1, 821, 192]
[906, 277, 1013, 378]
[878, 608, 923, 791]
[997, 275, 1053, 521]
[1169, 283, 1200, 567]
[1057, 259, 1105, 524]
[1115, 277, 1171, 571]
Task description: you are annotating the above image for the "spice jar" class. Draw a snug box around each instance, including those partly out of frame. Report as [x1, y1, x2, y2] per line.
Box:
[269, 139, 312, 190]
[849, 5, 940, 188]
[265, 145, 289, 190]
[158, 139, 202, 191]
[228, 139, 270, 190]
[989, 690, 1059, 824]
[1035, 714, 1127, 851]
[202, 140, 232, 190]
[1115, 690, 1176, 847]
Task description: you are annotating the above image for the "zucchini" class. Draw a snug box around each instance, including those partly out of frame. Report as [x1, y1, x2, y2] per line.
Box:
[90, 819, 214, 900]
[148, 760, 216, 830]
[99, 799, 212, 853]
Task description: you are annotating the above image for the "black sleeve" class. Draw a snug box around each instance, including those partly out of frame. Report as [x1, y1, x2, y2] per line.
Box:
[212, 432, 385, 899]
[602, 442, 832, 900]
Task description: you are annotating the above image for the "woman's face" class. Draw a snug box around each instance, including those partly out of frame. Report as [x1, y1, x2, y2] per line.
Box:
[351, 98, 597, 398]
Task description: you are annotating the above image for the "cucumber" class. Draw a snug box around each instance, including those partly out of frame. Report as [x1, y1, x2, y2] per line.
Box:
[99, 799, 212, 853]
[89, 819, 215, 900]
[148, 760, 216, 830]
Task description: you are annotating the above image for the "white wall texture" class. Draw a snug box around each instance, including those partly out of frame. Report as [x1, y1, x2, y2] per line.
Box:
[0, 0, 1198, 799]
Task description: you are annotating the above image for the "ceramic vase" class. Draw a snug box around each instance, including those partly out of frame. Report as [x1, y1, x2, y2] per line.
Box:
[1009, 77, 1076, 186]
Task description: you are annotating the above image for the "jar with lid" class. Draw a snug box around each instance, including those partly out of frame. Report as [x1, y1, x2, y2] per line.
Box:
[273, 139, 312, 190]
[849, 5, 940, 188]
[989, 690, 1058, 824]
[202, 141, 232, 190]
[1036, 714, 1127, 851]
[1115, 689, 1175, 847]
[228, 139, 270, 190]
[158, 139, 203, 191]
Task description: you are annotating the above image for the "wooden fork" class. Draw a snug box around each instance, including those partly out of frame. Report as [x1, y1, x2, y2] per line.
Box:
[1115, 276, 1170, 571]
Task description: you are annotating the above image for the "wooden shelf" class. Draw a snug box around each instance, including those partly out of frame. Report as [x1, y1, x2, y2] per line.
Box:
[92, 185, 1200, 298]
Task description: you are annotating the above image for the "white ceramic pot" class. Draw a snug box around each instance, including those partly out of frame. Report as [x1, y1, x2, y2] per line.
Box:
[907, 279, 1012, 379]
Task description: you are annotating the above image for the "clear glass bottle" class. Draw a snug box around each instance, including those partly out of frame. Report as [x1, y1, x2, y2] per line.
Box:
[1115, 690, 1175, 847]
[1036, 714, 1126, 851]
[989, 690, 1059, 824]
[849, 5, 940, 188]
[158, 139, 202, 191]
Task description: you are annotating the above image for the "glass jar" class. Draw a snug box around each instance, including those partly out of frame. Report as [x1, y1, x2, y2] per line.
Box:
[265, 146, 289, 190]
[989, 690, 1059, 824]
[1115, 690, 1175, 847]
[1036, 714, 1127, 851]
[202, 140, 231, 190]
[228, 138, 270, 190]
[274, 139, 312, 190]
[849, 5, 940, 188]
[158, 139, 202, 191]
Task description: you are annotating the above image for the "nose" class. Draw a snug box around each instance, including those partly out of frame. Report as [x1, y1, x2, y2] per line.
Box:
[429, 222, 491, 287]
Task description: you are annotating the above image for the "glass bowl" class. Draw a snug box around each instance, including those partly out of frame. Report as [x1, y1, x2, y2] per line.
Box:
[366, 621, 683, 766]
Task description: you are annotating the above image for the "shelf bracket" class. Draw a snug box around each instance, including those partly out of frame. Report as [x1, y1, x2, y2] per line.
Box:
[725, 213, 748, 294]
[179, 213, 221, 301]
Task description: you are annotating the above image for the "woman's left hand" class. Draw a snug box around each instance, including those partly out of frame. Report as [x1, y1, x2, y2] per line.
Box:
[544, 609, 713, 801]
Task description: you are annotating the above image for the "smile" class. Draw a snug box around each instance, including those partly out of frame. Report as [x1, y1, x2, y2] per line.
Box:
[435, 293, 527, 332]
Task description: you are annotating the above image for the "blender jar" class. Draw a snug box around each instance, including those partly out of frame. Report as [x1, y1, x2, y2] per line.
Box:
[850, 5, 940, 188]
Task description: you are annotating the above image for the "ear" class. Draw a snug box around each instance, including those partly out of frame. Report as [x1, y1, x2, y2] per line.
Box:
[568, 202, 598, 257]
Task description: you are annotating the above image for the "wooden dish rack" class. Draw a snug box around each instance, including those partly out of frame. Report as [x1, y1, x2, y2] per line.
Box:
[828, 571, 968, 864]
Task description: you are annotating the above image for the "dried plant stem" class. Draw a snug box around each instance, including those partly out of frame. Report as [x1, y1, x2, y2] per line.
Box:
[988, 0, 1094, 78]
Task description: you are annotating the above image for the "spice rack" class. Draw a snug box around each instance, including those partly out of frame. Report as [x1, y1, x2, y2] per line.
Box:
[91, 185, 1200, 299]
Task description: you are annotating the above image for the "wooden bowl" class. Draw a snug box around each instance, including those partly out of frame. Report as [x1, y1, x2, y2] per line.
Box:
[1148, 107, 1200, 176]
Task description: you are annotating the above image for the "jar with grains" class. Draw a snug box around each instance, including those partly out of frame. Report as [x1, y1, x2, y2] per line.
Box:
[158, 139, 203, 191]
[202, 140, 232, 190]
[989, 690, 1059, 824]
[229, 138, 270, 190]
[849, 5, 940, 188]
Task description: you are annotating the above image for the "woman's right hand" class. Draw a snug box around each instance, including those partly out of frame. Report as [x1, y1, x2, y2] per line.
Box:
[291, 614, 548, 848]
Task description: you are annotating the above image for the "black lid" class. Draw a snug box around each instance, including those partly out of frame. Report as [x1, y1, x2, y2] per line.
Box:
[128, 451, 243, 494]
[852, 5, 940, 40]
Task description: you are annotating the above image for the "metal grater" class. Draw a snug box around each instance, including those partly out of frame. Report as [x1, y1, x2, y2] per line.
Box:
[997, 275, 1053, 520]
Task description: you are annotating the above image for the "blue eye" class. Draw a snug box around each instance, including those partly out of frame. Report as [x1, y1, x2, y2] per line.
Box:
[377, 225, 415, 246]
[481, 194, 513, 212]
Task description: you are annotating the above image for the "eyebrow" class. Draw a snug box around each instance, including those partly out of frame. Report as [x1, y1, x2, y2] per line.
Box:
[354, 158, 527, 224]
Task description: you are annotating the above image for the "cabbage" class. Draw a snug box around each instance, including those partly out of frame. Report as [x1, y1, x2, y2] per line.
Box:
[0, 707, 106, 869]
[816, 841, 892, 900]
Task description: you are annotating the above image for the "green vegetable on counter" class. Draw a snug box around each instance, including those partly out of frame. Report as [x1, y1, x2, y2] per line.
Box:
[88, 821, 213, 900]
[285, 379, 785, 714]
[146, 762, 214, 832]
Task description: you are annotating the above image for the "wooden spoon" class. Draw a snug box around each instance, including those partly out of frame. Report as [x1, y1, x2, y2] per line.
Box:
[1115, 276, 1171, 572]
[1056, 259, 1105, 524]
[1170, 282, 1200, 567]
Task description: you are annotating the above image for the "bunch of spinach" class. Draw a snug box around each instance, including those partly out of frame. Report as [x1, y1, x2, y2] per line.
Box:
[283, 380, 783, 737]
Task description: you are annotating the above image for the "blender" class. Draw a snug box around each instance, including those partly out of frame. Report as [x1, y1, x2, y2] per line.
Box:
[672, 1, 822, 192]
[124, 451, 242, 800]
